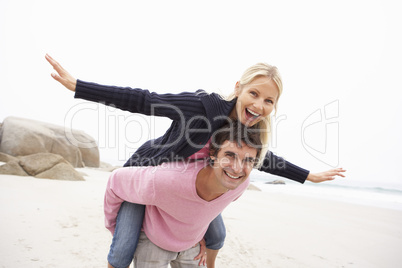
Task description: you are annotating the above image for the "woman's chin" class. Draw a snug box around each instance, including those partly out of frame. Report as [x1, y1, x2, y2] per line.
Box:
[241, 118, 259, 127]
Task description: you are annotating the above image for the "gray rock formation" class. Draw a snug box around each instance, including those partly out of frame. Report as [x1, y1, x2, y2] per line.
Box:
[0, 152, 18, 163]
[0, 116, 99, 167]
[35, 162, 84, 181]
[265, 179, 286, 185]
[0, 160, 29, 176]
[247, 184, 261, 191]
[19, 153, 66, 176]
[0, 152, 84, 181]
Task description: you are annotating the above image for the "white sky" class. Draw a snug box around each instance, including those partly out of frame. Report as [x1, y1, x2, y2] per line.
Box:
[1, 0, 401, 188]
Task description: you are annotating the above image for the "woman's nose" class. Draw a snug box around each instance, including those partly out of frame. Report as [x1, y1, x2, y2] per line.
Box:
[253, 99, 264, 112]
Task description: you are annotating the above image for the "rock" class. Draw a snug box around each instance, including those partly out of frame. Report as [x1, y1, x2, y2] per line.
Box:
[0, 116, 99, 167]
[247, 183, 261, 191]
[100, 161, 113, 169]
[35, 162, 84, 181]
[0, 152, 84, 181]
[0, 152, 18, 163]
[101, 166, 120, 172]
[0, 160, 29, 176]
[265, 179, 286, 185]
[77, 171, 89, 177]
[98, 161, 121, 172]
[18, 153, 65, 176]
[79, 147, 99, 167]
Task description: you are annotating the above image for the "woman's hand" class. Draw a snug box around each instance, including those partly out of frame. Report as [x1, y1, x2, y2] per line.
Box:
[306, 168, 346, 183]
[45, 54, 77, 92]
[193, 238, 207, 266]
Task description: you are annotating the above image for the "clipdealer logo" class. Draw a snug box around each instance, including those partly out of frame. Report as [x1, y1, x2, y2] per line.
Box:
[301, 100, 339, 167]
[63, 100, 340, 166]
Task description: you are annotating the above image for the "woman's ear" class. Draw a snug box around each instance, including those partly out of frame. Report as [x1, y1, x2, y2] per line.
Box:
[234, 81, 241, 97]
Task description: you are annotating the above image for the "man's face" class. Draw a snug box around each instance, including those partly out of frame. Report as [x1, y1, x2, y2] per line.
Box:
[211, 140, 258, 191]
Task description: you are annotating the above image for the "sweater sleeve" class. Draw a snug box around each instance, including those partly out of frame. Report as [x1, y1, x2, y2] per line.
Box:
[74, 79, 206, 121]
[104, 167, 155, 234]
[258, 151, 310, 184]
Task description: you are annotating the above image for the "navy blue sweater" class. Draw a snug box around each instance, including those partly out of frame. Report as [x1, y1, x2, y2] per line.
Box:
[75, 80, 309, 183]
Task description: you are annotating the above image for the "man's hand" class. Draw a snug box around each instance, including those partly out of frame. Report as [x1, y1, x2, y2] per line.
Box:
[306, 168, 346, 183]
[45, 54, 77, 92]
[193, 238, 207, 266]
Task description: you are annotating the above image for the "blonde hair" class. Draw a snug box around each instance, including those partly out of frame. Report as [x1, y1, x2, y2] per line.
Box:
[227, 63, 283, 168]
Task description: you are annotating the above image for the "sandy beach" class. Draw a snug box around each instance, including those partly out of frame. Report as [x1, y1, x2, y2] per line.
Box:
[1, 166, 402, 268]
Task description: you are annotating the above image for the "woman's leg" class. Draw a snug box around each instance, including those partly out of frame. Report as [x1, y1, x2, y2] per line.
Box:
[107, 202, 145, 268]
[204, 214, 225, 268]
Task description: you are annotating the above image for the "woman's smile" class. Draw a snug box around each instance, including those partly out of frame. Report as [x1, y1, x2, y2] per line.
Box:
[234, 76, 279, 126]
[244, 108, 261, 122]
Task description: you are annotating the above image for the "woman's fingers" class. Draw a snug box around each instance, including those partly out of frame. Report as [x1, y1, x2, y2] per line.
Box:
[45, 54, 77, 91]
[307, 168, 346, 183]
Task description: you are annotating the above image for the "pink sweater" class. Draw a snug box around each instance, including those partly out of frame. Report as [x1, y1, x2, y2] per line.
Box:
[104, 161, 249, 252]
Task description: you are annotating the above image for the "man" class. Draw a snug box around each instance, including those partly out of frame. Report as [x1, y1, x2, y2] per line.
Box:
[104, 122, 262, 268]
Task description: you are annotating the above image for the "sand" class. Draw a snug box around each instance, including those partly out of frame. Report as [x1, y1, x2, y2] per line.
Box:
[1, 166, 402, 268]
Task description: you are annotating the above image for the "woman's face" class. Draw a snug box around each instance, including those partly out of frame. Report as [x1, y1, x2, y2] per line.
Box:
[232, 76, 279, 127]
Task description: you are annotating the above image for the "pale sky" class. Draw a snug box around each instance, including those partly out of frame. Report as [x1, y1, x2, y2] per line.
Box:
[1, 0, 401, 188]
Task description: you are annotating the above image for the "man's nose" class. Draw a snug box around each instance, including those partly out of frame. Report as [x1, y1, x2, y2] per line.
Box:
[231, 158, 243, 173]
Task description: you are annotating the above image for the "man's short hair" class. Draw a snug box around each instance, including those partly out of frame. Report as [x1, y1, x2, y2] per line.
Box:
[209, 121, 262, 166]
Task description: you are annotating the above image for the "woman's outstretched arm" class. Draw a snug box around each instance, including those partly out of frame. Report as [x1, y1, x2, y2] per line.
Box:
[45, 54, 207, 121]
[259, 151, 346, 183]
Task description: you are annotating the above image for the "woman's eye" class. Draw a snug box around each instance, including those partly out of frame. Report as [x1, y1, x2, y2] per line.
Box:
[250, 91, 257, 97]
[265, 99, 273, 104]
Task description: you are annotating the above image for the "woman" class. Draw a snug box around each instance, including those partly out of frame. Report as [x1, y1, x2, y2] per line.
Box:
[46, 54, 345, 268]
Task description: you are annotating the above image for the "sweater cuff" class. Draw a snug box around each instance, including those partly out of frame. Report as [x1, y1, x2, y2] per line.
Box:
[74, 79, 114, 103]
[280, 160, 309, 184]
[259, 152, 310, 184]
